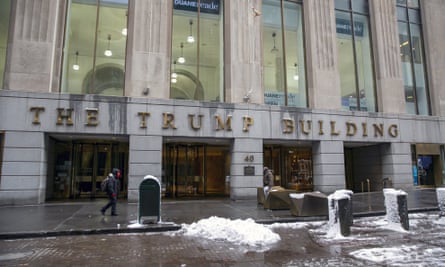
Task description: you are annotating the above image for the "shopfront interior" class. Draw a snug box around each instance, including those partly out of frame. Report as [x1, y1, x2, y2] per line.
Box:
[263, 144, 313, 192]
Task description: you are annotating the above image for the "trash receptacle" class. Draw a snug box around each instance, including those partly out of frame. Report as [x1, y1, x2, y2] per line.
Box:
[138, 175, 161, 224]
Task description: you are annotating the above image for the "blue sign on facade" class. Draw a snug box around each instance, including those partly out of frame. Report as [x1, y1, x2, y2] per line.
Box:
[174, 0, 220, 15]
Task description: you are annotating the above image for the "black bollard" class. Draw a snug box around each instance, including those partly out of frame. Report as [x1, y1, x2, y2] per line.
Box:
[336, 190, 353, 226]
[328, 192, 352, 237]
[384, 188, 409, 231]
[397, 194, 409, 231]
[338, 197, 351, 236]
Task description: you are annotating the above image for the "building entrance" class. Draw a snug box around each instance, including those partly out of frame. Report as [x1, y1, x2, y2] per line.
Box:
[163, 143, 230, 198]
[47, 137, 128, 200]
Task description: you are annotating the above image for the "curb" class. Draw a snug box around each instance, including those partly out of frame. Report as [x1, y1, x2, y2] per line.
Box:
[0, 223, 181, 240]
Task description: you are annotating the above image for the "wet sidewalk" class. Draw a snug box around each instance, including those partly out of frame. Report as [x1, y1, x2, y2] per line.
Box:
[0, 188, 439, 239]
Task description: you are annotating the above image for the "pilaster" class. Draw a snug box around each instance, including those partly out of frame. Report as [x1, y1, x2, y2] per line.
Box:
[369, 0, 406, 114]
[125, 0, 171, 98]
[304, 0, 341, 110]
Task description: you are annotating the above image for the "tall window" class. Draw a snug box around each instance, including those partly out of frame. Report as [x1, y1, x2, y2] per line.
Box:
[397, 0, 430, 115]
[0, 0, 11, 89]
[61, 0, 128, 96]
[335, 0, 376, 112]
[171, 0, 224, 102]
[262, 0, 306, 107]
[0, 132, 3, 184]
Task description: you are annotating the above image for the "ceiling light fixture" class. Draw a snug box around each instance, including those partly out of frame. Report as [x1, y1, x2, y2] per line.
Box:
[72, 51, 80, 71]
[271, 32, 279, 53]
[293, 63, 299, 80]
[178, 42, 185, 64]
[187, 20, 195, 43]
[171, 60, 177, 83]
[104, 34, 112, 57]
[122, 11, 128, 36]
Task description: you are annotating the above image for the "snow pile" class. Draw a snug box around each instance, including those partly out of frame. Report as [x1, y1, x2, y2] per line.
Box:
[181, 216, 281, 247]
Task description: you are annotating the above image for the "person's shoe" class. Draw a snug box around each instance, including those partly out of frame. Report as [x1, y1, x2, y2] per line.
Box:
[111, 213, 118, 216]
[100, 209, 105, 216]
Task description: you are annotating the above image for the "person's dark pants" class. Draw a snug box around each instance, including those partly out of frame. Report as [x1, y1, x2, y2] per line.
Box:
[101, 196, 117, 215]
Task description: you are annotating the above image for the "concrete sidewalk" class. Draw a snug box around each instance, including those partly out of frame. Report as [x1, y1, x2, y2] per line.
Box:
[0, 188, 439, 239]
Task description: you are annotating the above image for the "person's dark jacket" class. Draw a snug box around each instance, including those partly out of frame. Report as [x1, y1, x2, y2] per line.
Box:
[107, 175, 120, 198]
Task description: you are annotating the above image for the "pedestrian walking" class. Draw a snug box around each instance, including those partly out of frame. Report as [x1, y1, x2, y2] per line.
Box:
[263, 166, 274, 195]
[100, 170, 120, 216]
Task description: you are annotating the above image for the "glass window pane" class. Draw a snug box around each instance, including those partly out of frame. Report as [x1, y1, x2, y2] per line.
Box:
[398, 22, 415, 114]
[263, 0, 285, 105]
[397, 6, 408, 21]
[335, 0, 350, 10]
[171, 1, 223, 102]
[62, 2, 97, 94]
[396, 0, 407, 6]
[283, 1, 306, 107]
[410, 24, 429, 115]
[199, 8, 223, 102]
[407, 0, 419, 8]
[353, 14, 375, 112]
[0, 0, 11, 88]
[94, 2, 127, 96]
[337, 11, 358, 111]
[61, 0, 127, 95]
[352, 0, 369, 14]
[408, 9, 420, 23]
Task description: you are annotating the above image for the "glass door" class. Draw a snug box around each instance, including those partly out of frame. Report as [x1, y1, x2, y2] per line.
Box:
[163, 143, 230, 198]
[72, 143, 112, 198]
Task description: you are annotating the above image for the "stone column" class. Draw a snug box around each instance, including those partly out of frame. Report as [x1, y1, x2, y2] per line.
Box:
[224, 0, 263, 104]
[125, 0, 171, 98]
[128, 135, 163, 202]
[312, 141, 345, 193]
[421, 0, 445, 117]
[303, 0, 341, 110]
[230, 138, 263, 200]
[369, 0, 406, 114]
[4, 0, 65, 92]
[380, 143, 413, 191]
[0, 131, 46, 205]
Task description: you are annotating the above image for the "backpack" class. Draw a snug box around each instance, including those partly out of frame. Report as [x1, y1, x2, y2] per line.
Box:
[101, 175, 111, 192]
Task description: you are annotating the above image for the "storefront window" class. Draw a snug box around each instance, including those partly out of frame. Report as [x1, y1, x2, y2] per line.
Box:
[0, 0, 11, 89]
[397, 0, 430, 115]
[262, 0, 306, 107]
[171, 0, 223, 102]
[335, 0, 376, 112]
[61, 0, 128, 95]
[264, 146, 313, 191]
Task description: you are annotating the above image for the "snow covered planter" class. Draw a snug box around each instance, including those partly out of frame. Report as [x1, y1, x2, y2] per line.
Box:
[383, 188, 409, 231]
